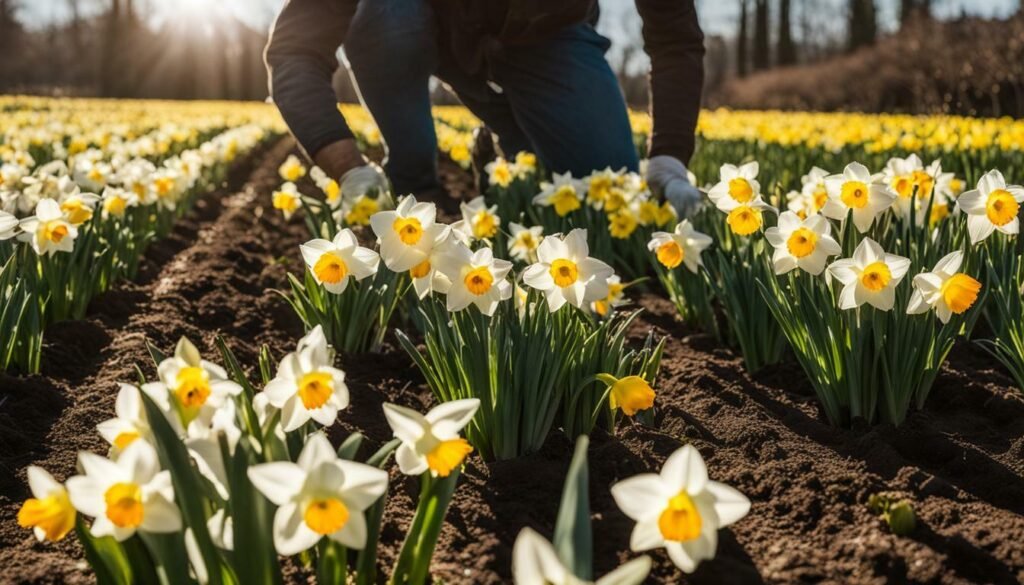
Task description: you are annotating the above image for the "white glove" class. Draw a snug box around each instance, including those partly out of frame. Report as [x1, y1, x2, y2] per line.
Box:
[646, 155, 702, 218]
[339, 162, 392, 207]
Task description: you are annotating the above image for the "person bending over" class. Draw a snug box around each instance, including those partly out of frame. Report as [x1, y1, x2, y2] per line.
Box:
[265, 0, 705, 215]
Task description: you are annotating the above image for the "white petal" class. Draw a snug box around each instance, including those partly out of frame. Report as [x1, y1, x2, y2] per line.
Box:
[705, 481, 751, 526]
[273, 502, 321, 556]
[247, 462, 304, 505]
[611, 474, 667, 521]
[382, 403, 428, 444]
[425, 399, 480, 438]
[661, 444, 708, 495]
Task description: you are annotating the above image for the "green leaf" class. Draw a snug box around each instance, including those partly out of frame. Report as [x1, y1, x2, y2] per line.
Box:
[75, 516, 134, 585]
[553, 436, 592, 581]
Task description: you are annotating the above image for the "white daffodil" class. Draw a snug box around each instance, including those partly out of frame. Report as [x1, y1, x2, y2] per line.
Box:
[764, 211, 842, 275]
[97, 384, 152, 458]
[247, 433, 388, 556]
[141, 337, 243, 433]
[508, 222, 544, 263]
[827, 238, 911, 311]
[185, 400, 243, 500]
[707, 162, 762, 212]
[956, 169, 1024, 244]
[585, 168, 619, 210]
[460, 198, 501, 240]
[647, 220, 713, 273]
[434, 242, 513, 316]
[522, 229, 614, 312]
[533, 172, 585, 217]
[821, 162, 896, 233]
[279, 154, 307, 182]
[310, 166, 342, 207]
[17, 466, 76, 542]
[273, 182, 301, 220]
[370, 195, 446, 272]
[382, 398, 480, 477]
[512, 527, 651, 585]
[407, 226, 456, 299]
[883, 154, 924, 205]
[591, 274, 628, 317]
[100, 186, 138, 219]
[485, 157, 514, 188]
[0, 210, 18, 240]
[18, 198, 78, 256]
[300, 228, 380, 294]
[263, 325, 349, 432]
[906, 250, 982, 324]
[794, 166, 830, 217]
[66, 440, 182, 542]
[610, 444, 750, 574]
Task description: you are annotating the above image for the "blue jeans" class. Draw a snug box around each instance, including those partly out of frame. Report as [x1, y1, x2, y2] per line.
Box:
[344, 0, 639, 196]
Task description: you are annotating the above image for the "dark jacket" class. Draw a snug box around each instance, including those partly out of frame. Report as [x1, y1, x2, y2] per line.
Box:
[265, 0, 705, 165]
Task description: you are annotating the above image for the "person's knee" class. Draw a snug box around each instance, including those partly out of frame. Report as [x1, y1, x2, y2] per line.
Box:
[345, 0, 436, 77]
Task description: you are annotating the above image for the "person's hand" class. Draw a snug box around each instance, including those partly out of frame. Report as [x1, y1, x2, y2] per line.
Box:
[339, 162, 391, 206]
[646, 155, 702, 219]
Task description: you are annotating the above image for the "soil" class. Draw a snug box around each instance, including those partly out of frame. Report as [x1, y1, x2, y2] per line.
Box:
[2, 139, 1023, 585]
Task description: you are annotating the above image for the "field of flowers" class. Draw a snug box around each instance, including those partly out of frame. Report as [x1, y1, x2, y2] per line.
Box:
[2, 97, 1023, 584]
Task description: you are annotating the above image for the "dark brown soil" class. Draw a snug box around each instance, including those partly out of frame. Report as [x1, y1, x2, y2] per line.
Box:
[2, 139, 1023, 584]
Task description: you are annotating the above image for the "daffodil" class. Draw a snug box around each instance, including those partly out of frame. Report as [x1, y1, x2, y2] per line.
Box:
[821, 162, 895, 233]
[956, 169, 1024, 244]
[97, 384, 151, 458]
[827, 238, 911, 311]
[534, 172, 584, 217]
[883, 154, 924, 203]
[708, 162, 762, 211]
[610, 444, 750, 573]
[797, 166, 830, 217]
[65, 440, 182, 542]
[18, 466, 76, 542]
[311, 166, 341, 206]
[764, 211, 842, 275]
[382, 398, 480, 477]
[648, 220, 713, 273]
[608, 210, 639, 239]
[508, 222, 544, 263]
[460, 198, 501, 240]
[434, 242, 512, 315]
[370, 195, 446, 272]
[142, 337, 243, 432]
[184, 400, 243, 500]
[598, 373, 656, 416]
[263, 325, 349, 432]
[18, 198, 78, 256]
[342, 194, 380, 226]
[273, 182, 301, 220]
[58, 191, 100, 225]
[586, 168, 618, 209]
[300, 229, 380, 294]
[100, 186, 138, 219]
[279, 154, 307, 182]
[0, 210, 18, 240]
[591, 274, 627, 317]
[247, 433, 388, 555]
[522, 229, 614, 312]
[512, 527, 651, 585]
[513, 151, 537, 178]
[906, 250, 982, 323]
[486, 158, 514, 188]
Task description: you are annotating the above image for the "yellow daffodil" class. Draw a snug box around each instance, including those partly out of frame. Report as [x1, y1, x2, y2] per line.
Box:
[18, 466, 76, 542]
[598, 373, 656, 416]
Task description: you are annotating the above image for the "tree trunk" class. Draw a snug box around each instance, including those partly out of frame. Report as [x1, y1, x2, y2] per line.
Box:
[848, 0, 876, 52]
[752, 0, 770, 71]
[777, 0, 796, 66]
[737, 0, 749, 77]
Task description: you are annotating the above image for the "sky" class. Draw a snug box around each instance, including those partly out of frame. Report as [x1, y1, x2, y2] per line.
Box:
[18, 0, 1020, 42]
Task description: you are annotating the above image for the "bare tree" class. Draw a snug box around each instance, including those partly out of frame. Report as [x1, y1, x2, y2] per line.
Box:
[753, 0, 771, 71]
[849, 0, 877, 51]
[777, 0, 797, 66]
[737, 0, 749, 77]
